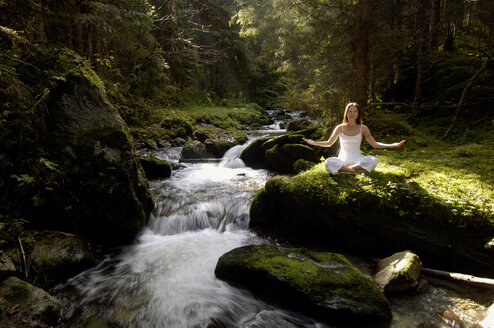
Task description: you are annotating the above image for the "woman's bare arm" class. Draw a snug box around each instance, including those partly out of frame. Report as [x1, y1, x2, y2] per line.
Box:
[303, 125, 342, 148]
[362, 125, 405, 148]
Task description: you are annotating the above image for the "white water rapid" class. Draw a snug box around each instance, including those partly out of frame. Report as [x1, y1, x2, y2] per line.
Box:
[55, 124, 330, 327]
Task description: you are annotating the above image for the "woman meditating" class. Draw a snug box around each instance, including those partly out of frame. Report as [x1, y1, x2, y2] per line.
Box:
[303, 102, 405, 174]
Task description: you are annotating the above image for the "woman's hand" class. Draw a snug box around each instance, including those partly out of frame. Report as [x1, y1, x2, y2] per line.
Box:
[392, 140, 406, 148]
[303, 138, 314, 145]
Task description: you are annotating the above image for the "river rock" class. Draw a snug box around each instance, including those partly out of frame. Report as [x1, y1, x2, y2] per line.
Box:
[204, 139, 234, 157]
[171, 137, 187, 146]
[26, 231, 96, 287]
[239, 137, 272, 168]
[193, 129, 210, 143]
[35, 69, 154, 247]
[293, 158, 317, 173]
[144, 139, 158, 150]
[0, 276, 60, 328]
[140, 156, 172, 179]
[373, 251, 423, 294]
[0, 252, 16, 280]
[181, 139, 214, 159]
[249, 172, 494, 277]
[240, 132, 322, 173]
[266, 143, 318, 173]
[287, 118, 313, 132]
[215, 245, 391, 325]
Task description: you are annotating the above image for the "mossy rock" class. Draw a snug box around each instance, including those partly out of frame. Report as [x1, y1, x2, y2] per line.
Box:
[26, 231, 96, 287]
[241, 133, 321, 173]
[181, 139, 214, 159]
[30, 71, 154, 247]
[215, 245, 391, 325]
[265, 143, 318, 173]
[204, 139, 235, 157]
[240, 137, 272, 168]
[282, 144, 319, 162]
[293, 159, 317, 173]
[287, 118, 314, 132]
[265, 144, 295, 173]
[193, 129, 210, 143]
[373, 250, 423, 294]
[261, 134, 304, 150]
[0, 276, 60, 328]
[140, 156, 172, 179]
[249, 168, 494, 277]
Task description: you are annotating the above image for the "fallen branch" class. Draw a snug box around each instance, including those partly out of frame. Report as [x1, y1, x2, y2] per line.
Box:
[442, 57, 488, 139]
[17, 236, 28, 279]
[422, 268, 494, 289]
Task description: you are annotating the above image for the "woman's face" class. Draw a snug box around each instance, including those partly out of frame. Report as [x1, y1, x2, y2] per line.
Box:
[346, 106, 359, 122]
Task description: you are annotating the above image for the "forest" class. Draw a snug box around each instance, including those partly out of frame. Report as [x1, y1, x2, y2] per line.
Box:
[0, 0, 493, 327]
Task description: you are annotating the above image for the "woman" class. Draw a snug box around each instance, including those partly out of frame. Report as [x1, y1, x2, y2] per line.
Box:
[303, 102, 405, 174]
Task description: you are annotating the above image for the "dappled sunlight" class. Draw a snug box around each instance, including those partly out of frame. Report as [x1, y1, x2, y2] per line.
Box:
[373, 147, 494, 219]
[296, 149, 493, 230]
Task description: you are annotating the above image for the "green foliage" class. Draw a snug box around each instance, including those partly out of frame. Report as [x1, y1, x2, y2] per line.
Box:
[185, 105, 268, 129]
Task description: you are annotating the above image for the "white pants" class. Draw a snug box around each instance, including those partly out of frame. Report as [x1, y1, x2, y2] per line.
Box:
[324, 156, 378, 175]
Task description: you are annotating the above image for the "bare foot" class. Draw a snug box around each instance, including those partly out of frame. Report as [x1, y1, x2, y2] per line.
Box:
[338, 165, 356, 174]
[349, 165, 369, 174]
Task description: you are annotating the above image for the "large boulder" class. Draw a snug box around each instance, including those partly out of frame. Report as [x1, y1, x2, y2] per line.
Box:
[266, 143, 319, 173]
[287, 118, 313, 132]
[249, 169, 494, 277]
[215, 245, 391, 325]
[0, 276, 60, 328]
[36, 71, 154, 247]
[182, 132, 249, 159]
[240, 137, 272, 168]
[240, 131, 325, 173]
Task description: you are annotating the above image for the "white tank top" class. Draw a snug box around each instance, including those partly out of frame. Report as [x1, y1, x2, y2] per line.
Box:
[338, 125, 363, 164]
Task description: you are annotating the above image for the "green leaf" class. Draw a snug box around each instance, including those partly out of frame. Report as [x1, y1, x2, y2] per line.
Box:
[10, 174, 35, 185]
[32, 193, 46, 207]
[39, 157, 60, 172]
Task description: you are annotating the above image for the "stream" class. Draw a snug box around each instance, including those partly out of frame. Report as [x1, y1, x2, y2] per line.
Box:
[55, 110, 493, 328]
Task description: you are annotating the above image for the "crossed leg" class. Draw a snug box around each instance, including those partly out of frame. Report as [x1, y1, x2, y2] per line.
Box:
[338, 164, 369, 174]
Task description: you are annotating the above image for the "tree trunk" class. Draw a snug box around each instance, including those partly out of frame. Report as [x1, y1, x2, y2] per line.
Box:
[412, 0, 429, 121]
[352, 0, 370, 108]
[429, 0, 441, 49]
[392, 0, 402, 30]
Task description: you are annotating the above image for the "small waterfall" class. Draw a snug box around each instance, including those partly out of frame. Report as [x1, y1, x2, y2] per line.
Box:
[150, 201, 250, 235]
[219, 144, 246, 168]
[54, 118, 332, 327]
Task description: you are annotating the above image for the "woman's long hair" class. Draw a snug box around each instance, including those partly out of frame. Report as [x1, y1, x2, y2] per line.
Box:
[342, 102, 362, 124]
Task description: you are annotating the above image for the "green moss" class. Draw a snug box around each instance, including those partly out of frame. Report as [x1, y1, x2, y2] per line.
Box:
[284, 143, 493, 231]
[245, 246, 319, 289]
[4, 279, 31, 303]
[240, 246, 389, 315]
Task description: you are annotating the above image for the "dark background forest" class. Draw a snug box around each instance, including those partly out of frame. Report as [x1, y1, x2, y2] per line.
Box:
[2, 0, 493, 121]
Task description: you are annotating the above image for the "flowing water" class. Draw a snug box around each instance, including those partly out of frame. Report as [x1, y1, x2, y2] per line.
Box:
[55, 110, 493, 328]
